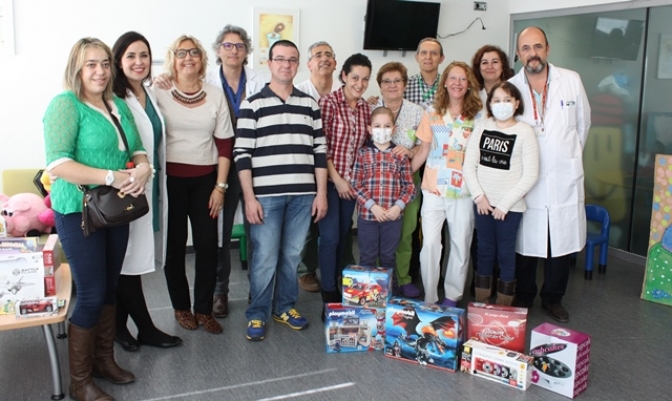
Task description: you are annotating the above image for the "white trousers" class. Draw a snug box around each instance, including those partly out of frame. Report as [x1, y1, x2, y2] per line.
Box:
[420, 191, 474, 303]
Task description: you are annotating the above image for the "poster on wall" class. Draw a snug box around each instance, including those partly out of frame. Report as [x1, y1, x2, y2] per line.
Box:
[0, 0, 15, 55]
[657, 34, 672, 79]
[252, 8, 299, 70]
[641, 154, 672, 307]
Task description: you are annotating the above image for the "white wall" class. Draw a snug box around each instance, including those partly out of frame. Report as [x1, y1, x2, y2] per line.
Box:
[0, 0, 510, 190]
[508, 0, 629, 14]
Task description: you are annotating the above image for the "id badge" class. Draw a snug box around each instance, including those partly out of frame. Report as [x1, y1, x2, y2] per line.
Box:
[534, 123, 545, 137]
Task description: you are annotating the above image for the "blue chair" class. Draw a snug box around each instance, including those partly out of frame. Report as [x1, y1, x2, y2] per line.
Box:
[583, 204, 610, 280]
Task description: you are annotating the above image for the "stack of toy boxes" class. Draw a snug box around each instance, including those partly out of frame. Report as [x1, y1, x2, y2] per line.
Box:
[341, 265, 392, 308]
[460, 340, 534, 390]
[384, 297, 465, 372]
[0, 234, 61, 315]
[324, 303, 383, 353]
[466, 302, 528, 353]
[530, 323, 591, 399]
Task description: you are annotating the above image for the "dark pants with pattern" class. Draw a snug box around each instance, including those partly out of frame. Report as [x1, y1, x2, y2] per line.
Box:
[164, 172, 218, 315]
[515, 234, 570, 306]
[55, 211, 129, 329]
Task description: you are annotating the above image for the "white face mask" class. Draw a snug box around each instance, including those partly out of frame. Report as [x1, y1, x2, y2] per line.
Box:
[491, 102, 515, 121]
[372, 127, 393, 145]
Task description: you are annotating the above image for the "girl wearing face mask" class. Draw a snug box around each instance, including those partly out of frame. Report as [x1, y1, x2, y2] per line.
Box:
[351, 107, 416, 274]
[463, 82, 539, 306]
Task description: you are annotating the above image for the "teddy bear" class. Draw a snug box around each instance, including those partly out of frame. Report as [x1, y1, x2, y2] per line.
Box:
[0, 193, 54, 237]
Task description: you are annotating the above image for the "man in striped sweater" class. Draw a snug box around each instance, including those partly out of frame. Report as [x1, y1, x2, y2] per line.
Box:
[234, 40, 328, 341]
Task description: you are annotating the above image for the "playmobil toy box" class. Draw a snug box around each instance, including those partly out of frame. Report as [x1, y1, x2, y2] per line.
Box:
[467, 302, 528, 353]
[342, 265, 392, 308]
[530, 323, 591, 399]
[0, 239, 47, 315]
[384, 297, 465, 372]
[324, 303, 385, 353]
[460, 339, 533, 390]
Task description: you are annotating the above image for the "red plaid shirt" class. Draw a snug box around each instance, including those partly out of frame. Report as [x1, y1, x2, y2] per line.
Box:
[351, 141, 416, 221]
[319, 87, 371, 182]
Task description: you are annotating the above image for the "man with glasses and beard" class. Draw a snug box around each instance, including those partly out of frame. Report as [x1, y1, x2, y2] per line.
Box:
[509, 26, 591, 323]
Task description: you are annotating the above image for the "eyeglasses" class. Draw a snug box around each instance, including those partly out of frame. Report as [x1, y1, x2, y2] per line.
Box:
[174, 48, 202, 59]
[271, 58, 299, 65]
[309, 51, 335, 60]
[381, 79, 404, 86]
[221, 42, 246, 51]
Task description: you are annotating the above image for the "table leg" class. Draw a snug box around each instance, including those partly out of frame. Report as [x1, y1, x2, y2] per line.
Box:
[42, 324, 65, 400]
[57, 322, 67, 339]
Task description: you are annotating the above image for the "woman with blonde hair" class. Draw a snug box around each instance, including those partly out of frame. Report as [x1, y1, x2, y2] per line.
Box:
[44, 37, 150, 400]
[412, 61, 483, 307]
[155, 35, 234, 335]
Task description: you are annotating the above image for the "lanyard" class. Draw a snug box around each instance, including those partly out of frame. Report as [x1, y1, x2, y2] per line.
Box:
[418, 75, 437, 103]
[220, 68, 246, 117]
[528, 81, 548, 126]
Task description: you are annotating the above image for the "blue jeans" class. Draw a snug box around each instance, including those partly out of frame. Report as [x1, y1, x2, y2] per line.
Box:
[318, 183, 356, 292]
[245, 194, 313, 321]
[357, 216, 403, 270]
[474, 207, 522, 282]
[55, 212, 129, 329]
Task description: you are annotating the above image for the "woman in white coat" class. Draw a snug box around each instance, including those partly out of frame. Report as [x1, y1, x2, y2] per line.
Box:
[111, 32, 182, 351]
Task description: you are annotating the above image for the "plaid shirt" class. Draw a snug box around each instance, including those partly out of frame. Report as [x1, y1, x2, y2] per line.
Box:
[351, 141, 416, 221]
[404, 73, 441, 110]
[319, 87, 371, 182]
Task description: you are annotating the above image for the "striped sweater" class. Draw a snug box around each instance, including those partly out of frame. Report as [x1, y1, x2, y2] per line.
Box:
[234, 85, 328, 197]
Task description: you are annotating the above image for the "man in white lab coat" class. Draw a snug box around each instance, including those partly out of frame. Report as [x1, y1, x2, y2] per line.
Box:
[509, 26, 591, 323]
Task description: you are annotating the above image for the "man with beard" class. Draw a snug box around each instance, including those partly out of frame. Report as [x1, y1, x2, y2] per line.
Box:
[509, 26, 591, 323]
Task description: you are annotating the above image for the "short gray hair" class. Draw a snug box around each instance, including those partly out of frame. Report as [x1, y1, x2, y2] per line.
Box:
[307, 41, 335, 60]
[212, 24, 253, 65]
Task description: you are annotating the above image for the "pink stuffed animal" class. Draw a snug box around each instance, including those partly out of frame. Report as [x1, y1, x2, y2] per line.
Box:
[0, 193, 54, 237]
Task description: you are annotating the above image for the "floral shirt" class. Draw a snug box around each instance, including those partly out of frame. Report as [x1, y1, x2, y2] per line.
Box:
[374, 99, 423, 150]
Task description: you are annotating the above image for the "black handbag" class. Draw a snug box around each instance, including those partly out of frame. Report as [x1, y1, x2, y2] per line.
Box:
[80, 101, 149, 237]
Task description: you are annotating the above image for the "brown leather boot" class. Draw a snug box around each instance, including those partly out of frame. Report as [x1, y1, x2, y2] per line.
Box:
[212, 294, 229, 318]
[496, 279, 517, 306]
[68, 323, 114, 401]
[93, 305, 135, 384]
[474, 274, 493, 303]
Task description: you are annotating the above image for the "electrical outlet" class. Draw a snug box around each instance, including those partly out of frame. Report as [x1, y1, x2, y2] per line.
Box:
[474, 2, 487, 11]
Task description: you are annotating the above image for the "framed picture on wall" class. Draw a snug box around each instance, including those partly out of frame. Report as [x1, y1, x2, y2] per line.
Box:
[252, 8, 300, 70]
[657, 34, 672, 79]
[0, 0, 16, 55]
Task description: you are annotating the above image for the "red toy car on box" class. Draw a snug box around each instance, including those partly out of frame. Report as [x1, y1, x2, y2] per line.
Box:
[344, 282, 383, 305]
[467, 302, 528, 353]
[16, 297, 58, 318]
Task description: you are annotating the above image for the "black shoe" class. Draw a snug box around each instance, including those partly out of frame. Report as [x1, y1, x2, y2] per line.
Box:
[511, 298, 531, 308]
[543, 303, 569, 323]
[137, 334, 183, 348]
[115, 335, 139, 352]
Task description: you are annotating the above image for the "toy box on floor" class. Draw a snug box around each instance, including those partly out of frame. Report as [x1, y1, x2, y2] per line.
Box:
[460, 339, 533, 390]
[530, 323, 591, 399]
[467, 302, 528, 353]
[342, 265, 392, 308]
[384, 297, 465, 372]
[325, 303, 385, 353]
[0, 238, 47, 315]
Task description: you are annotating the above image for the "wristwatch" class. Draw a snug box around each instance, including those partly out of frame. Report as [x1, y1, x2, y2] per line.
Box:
[216, 182, 228, 190]
[105, 170, 115, 186]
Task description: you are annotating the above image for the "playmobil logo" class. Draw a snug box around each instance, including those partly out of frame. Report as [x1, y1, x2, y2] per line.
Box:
[328, 310, 356, 318]
[531, 343, 567, 356]
[396, 309, 416, 318]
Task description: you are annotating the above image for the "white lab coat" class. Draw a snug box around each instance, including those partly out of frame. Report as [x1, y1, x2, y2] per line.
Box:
[509, 64, 591, 258]
[205, 65, 268, 99]
[121, 87, 168, 274]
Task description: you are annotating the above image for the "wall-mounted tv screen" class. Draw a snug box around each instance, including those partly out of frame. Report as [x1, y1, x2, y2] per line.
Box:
[363, 0, 441, 51]
[591, 17, 644, 61]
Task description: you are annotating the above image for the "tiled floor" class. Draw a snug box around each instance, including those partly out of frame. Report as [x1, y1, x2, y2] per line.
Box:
[1, 247, 669, 401]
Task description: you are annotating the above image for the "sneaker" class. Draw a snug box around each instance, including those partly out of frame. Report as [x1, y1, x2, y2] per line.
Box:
[543, 303, 569, 323]
[272, 308, 309, 330]
[246, 320, 266, 341]
[400, 283, 421, 298]
[440, 298, 457, 308]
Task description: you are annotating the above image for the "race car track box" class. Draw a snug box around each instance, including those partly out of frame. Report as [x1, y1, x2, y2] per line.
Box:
[467, 302, 528, 353]
[342, 265, 392, 308]
[384, 297, 465, 372]
[324, 303, 385, 353]
[460, 339, 533, 390]
[530, 323, 591, 399]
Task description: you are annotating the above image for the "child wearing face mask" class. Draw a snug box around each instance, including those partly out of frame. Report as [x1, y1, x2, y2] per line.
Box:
[463, 82, 539, 306]
[351, 107, 416, 276]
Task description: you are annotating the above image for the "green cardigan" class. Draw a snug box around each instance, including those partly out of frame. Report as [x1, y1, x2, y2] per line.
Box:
[44, 91, 145, 214]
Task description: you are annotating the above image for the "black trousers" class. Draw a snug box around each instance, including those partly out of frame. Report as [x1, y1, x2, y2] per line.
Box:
[164, 171, 218, 314]
[514, 236, 570, 306]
